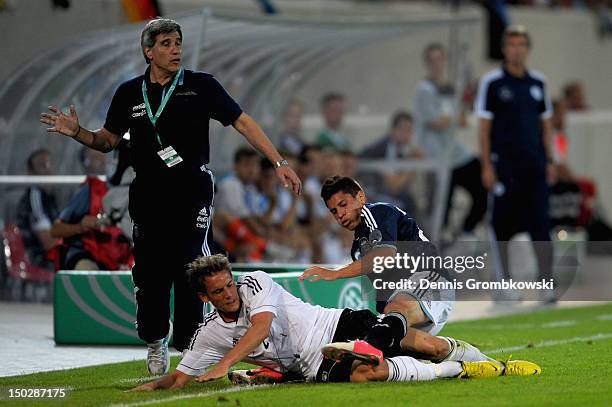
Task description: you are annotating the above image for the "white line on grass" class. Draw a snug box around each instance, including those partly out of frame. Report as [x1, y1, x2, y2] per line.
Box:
[116, 376, 157, 384]
[484, 332, 612, 354]
[110, 384, 273, 407]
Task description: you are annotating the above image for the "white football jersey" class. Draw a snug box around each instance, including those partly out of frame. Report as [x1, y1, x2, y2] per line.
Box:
[176, 271, 344, 380]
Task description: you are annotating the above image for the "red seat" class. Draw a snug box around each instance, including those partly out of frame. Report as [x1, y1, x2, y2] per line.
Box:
[2, 224, 53, 284]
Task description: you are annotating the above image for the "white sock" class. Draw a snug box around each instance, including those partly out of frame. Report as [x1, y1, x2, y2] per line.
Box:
[433, 361, 463, 378]
[439, 337, 493, 362]
[386, 356, 436, 382]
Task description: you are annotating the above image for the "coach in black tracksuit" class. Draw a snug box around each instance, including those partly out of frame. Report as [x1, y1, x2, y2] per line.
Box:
[40, 18, 301, 359]
[476, 25, 555, 298]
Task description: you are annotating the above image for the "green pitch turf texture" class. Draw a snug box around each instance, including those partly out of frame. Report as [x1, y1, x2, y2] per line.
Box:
[2, 303, 612, 406]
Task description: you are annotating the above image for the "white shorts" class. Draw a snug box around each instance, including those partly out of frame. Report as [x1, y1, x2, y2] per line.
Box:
[387, 272, 455, 336]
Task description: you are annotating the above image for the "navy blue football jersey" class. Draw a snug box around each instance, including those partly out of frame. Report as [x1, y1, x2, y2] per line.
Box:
[350, 202, 428, 261]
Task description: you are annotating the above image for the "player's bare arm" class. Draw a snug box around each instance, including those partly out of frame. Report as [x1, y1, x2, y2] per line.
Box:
[299, 246, 396, 282]
[40, 105, 121, 153]
[196, 311, 274, 383]
[233, 112, 302, 195]
[128, 370, 193, 392]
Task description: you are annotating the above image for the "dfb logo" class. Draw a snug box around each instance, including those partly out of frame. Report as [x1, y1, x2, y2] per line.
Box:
[338, 281, 364, 310]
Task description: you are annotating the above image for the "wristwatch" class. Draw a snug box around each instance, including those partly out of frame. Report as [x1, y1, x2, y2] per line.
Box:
[274, 159, 289, 168]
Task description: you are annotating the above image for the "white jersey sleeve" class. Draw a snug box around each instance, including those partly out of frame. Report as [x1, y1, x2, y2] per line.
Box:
[176, 312, 225, 376]
[238, 271, 279, 318]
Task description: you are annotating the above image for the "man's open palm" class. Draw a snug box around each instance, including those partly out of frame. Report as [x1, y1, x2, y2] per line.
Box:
[40, 105, 80, 138]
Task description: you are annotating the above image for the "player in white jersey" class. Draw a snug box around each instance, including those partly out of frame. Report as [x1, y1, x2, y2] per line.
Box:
[130, 254, 540, 391]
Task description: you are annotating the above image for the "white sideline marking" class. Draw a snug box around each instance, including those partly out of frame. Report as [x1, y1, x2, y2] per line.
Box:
[541, 320, 577, 328]
[116, 376, 156, 384]
[595, 314, 612, 321]
[484, 332, 612, 354]
[110, 384, 272, 407]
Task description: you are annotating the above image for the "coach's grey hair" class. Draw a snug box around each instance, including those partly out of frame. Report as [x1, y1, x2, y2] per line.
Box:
[187, 254, 232, 295]
[140, 18, 183, 64]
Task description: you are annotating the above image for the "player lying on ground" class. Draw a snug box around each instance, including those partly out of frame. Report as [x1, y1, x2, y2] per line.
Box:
[299, 176, 492, 364]
[130, 254, 540, 391]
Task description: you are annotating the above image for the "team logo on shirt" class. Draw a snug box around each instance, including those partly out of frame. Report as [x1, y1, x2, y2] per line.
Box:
[499, 86, 513, 101]
[530, 85, 543, 101]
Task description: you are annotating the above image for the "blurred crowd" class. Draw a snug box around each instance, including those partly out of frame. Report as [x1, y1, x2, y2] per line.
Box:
[2, 40, 611, 302]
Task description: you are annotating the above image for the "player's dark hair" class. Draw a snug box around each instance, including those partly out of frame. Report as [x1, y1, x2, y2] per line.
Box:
[390, 110, 413, 129]
[233, 147, 258, 164]
[26, 148, 50, 172]
[321, 175, 363, 203]
[187, 254, 233, 295]
[141, 18, 183, 64]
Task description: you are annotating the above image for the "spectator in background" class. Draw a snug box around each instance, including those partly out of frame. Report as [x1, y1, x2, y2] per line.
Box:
[562, 81, 590, 111]
[548, 99, 612, 241]
[103, 139, 136, 241]
[277, 99, 306, 156]
[214, 147, 267, 261]
[215, 147, 264, 233]
[360, 111, 422, 217]
[414, 43, 487, 239]
[316, 92, 351, 152]
[340, 149, 358, 179]
[255, 155, 312, 263]
[50, 147, 132, 270]
[15, 149, 59, 270]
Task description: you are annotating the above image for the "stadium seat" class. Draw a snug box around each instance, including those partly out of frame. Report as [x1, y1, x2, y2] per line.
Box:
[1, 223, 53, 301]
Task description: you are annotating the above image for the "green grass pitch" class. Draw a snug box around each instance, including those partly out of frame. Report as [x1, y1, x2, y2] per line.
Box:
[1, 303, 612, 406]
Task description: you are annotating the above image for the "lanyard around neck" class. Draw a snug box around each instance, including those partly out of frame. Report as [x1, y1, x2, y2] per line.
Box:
[141, 68, 183, 147]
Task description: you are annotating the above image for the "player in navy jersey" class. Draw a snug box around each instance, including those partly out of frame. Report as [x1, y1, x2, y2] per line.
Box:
[299, 176, 494, 367]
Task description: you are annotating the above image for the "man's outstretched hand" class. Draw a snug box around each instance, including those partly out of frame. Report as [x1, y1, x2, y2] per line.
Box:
[40, 105, 80, 138]
[299, 266, 337, 282]
[196, 363, 229, 383]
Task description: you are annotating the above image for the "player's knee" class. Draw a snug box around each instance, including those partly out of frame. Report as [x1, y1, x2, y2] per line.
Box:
[383, 295, 425, 325]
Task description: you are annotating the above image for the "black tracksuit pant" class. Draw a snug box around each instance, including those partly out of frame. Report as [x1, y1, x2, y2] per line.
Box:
[491, 158, 553, 283]
[130, 168, 216, 351]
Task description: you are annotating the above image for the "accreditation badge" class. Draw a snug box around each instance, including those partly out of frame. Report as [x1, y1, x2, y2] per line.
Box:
[157, 146, 184, 167]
